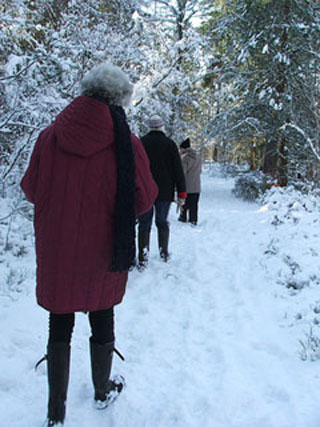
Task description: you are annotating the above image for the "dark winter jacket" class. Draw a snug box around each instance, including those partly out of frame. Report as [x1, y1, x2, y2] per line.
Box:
[20, 96, 158, 313]
[141, 130, 186, 201]
[181, 148, 201, 193]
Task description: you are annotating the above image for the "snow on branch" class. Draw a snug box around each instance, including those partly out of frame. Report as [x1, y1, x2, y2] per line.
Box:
[227, 117, 261, 134]
[1, 130, 36, 181]
[133, 57, 181, 106]
[0, 60, 38, 82]
[281, 123, 320, 162]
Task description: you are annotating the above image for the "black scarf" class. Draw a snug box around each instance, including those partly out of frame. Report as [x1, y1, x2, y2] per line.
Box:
[92, 96, 136, 272]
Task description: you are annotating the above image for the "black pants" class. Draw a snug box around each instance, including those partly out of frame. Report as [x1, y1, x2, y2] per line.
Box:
[180, 193, 200, 224]
[48, 308, 114, 345]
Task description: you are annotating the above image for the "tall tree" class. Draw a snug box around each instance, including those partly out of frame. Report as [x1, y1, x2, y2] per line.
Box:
[132, 0, 207, 142]
[202, 0, 320, 183]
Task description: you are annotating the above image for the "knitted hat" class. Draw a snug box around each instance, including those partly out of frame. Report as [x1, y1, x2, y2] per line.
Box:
[148, 115, 164, 129]
[180, 138, 190, 149]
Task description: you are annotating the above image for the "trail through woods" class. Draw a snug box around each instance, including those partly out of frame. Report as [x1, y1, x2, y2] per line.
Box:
[0, 172, 319, 427]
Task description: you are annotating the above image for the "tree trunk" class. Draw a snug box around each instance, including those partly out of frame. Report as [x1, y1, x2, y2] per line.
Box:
[275, 0, 290, 186]
[263, 0, 290, 186]
[263, 136, 278, 178]
[277, 138, 288, 186]
[213, 146, 218, 162]
[250, 140, 257, 171]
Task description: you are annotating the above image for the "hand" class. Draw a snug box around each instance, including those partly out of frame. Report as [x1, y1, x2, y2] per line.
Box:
[178, 197, 185, 207]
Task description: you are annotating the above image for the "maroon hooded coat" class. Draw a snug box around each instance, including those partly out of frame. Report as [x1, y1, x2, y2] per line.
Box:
[21, 96, 158, 313]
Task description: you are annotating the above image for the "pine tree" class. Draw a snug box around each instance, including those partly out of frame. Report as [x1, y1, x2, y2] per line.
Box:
[202, 0, 320, 183]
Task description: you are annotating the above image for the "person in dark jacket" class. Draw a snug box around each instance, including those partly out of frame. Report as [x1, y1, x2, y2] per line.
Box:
[137, 115, 186, 268]
[179, 138, 201, 225]
[20, 62, 158, 426]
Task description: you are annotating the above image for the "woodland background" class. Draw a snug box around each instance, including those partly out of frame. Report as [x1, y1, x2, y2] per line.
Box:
[1, 0, 320, 199]
[1, 4, 320, 425]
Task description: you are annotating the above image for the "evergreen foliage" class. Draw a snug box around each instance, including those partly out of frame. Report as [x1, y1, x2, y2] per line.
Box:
[232, 171, 276, 201]
[201, 0, 320, 184]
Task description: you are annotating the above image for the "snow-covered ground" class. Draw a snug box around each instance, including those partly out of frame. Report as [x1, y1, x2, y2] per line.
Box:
[1, 170, 320, 427]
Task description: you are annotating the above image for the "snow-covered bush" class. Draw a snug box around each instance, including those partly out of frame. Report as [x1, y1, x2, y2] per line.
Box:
[0, 196, 33, 300]
[232, 171, 275, 201]
[2, 267, 30, 300]
[259, 184, 320, 223]
[299, 327, 320, 362]
[258, 183, 320, 358]
[288, 179, 320, 197]
[260, 186, 320, 290]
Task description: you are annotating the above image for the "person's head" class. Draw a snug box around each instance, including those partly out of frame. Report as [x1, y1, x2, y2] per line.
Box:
[80, 62, 133, 107]
[147, 115, 165, 133]
[179, 138, 190, 153]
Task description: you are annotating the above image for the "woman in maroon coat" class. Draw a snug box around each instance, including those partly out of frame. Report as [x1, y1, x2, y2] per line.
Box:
[21, 62, 157, 426]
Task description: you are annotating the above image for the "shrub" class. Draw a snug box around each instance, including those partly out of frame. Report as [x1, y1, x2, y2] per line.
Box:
[299, 327, 320, 361]
[232, 172, 275, 201]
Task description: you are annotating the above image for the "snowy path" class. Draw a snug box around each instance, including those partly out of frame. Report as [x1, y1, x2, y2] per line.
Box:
[1, 173, 319, 426]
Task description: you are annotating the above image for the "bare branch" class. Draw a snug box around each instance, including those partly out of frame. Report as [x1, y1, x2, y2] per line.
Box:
[1, 130, 36, 181]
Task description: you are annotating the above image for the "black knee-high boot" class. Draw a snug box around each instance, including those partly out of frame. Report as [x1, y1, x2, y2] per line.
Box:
[89, 339, 124, 409]
[158, 228, 169, 262]
[47, 342, 70, 426]
[138, 230, 150, 269]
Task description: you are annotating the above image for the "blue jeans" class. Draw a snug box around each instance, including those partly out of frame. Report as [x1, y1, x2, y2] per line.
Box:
[138, 200, 171, 232]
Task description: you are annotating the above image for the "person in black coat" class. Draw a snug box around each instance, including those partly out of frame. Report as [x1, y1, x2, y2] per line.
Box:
[137, 115, 186, 268]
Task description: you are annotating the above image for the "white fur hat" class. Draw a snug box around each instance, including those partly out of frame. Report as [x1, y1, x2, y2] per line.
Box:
[80, 62, 133, 106]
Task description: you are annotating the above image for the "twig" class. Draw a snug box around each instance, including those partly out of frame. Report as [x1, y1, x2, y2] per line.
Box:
[1, 130, 35, 181]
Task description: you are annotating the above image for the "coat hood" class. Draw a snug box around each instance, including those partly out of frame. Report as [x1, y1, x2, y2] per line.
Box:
[182, 147, 197, 161]
[54, 96, 114, 157]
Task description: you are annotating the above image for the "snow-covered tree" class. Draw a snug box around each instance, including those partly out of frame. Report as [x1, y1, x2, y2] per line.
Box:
[202, 0, 320, 184]
[0, 0, 147, 191]
[1, 0, 210, 190]
[132, 0, 207, 144]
